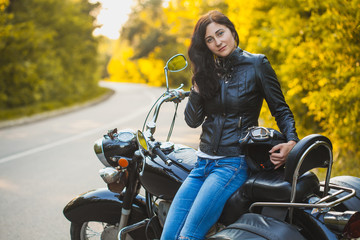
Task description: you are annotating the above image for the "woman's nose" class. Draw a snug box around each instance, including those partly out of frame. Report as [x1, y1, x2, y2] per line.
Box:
[214, 37, 221, 46]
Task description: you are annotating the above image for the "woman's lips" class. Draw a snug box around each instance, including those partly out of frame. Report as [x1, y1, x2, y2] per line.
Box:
[219, 46, 227, 52]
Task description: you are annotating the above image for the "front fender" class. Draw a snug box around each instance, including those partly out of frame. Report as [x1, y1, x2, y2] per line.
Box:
[63, 188, 147, 224]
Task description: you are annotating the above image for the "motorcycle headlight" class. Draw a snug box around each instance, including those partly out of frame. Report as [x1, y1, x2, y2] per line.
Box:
[99, 167, 128, 193]
[99, 167, 121, 183]
[94, 129, 137, 167]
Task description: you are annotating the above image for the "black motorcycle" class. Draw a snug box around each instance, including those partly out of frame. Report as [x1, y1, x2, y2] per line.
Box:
[63, 54, 360, 240]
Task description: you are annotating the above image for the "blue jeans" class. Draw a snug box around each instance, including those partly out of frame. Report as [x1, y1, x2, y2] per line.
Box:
[160, 156, 248, 240]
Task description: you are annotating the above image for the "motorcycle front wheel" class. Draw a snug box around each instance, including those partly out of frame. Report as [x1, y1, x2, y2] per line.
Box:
[70, 221, 136, 240]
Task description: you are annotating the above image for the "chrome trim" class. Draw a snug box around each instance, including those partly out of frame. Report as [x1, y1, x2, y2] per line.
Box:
[290, 140, 333, 204]
[99, 167, 120, 184]
[119, 208, 131, 230]
[118, 219, 149, 240]
[250, 183, 355, 213]
[288, 140, 333, 223]
[94, 138, 110, 167]
[324, 211, 358, 232]
[160, 142, 175, 152]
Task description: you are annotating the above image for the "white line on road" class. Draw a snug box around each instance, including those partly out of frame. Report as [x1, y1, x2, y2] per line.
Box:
[0, 95, 157, 165]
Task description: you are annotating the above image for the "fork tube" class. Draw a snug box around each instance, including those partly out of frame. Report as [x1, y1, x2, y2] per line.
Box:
[119, 161, 139, 229]
[118, 209, 131, 230]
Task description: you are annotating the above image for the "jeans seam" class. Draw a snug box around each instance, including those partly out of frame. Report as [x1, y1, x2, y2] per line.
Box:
[224, 161, 242, 188]
[218, 158, 243, 188]
[191, 181, 228, 236]
[191, 161, 245, 235]
[175, 157, 248, 240]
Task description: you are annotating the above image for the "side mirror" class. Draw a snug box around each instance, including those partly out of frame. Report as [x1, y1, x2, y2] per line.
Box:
[166, 54, 188, 72]
[136, 130, 148, 151]
[164, 54, 188, 92]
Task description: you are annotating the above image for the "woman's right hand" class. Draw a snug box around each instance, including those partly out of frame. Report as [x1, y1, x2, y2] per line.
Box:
[192, 82, 200, 93]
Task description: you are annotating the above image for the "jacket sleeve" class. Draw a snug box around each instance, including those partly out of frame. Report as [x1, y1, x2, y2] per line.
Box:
[256, 55, 299, 142]
[184, 89, 205, 128]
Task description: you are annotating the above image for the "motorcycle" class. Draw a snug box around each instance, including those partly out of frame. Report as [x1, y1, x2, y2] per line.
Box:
[63, 54, 360, 240]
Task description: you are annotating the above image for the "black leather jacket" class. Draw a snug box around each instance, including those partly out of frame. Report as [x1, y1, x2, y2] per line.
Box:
[184, 48, 299, 156]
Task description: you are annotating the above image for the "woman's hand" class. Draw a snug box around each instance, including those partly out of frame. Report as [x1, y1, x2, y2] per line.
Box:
[269, 140, 296, 169]
[192, 82, 200, 93]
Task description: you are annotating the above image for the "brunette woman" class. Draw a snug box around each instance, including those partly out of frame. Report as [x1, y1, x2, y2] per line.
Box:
[161, 10, 298, 240]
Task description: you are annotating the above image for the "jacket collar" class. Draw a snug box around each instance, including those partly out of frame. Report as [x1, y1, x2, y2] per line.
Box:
[216, 47, 243, 70]
[225, 47, 243, 65]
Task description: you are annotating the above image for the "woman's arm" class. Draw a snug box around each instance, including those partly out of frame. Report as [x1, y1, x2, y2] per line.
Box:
[256, 56, 299, 142]
[256, 56, 299, 168]
[184, 84, 206, 128]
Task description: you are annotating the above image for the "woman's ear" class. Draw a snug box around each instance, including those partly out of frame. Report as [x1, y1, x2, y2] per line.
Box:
[232, 32, 239, 47]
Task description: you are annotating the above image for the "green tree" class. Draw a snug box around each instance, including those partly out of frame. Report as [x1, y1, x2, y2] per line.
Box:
[0, 0, 101, 116]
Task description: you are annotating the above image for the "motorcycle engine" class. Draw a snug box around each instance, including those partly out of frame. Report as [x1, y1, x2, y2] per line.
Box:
[94, 129, 137, 167]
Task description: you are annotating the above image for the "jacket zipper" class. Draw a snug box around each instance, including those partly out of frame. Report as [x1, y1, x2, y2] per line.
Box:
[237, 116, 242, 129]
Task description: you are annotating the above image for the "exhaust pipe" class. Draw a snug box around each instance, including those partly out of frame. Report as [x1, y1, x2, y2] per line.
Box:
[324, 211, 360, 238]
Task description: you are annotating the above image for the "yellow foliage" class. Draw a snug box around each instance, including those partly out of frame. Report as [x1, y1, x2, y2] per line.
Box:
[108, 41, 166, 86]
[106, 0, 360, 176]
[138, 53, 165, 87]
[108, 43, 144, 83]
[0, 0, 9, 11]
[164, 0, 200, 38]
[226, 0, 360, 176]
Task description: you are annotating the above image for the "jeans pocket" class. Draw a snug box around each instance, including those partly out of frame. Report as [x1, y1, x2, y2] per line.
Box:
[214, 158, 241, 172]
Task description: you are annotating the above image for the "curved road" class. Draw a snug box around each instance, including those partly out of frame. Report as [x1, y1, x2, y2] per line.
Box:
[0, 82, 200, 240]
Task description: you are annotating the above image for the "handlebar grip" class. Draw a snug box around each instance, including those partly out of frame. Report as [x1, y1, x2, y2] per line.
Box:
[184, 91, 190, 97]
[153, 147, 172, 166]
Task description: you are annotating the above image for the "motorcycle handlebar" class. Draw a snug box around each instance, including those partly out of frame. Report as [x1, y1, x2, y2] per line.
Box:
[145, 88, 190, 139]
[153, 147, 172, 166]
[165, 89, 190, 103]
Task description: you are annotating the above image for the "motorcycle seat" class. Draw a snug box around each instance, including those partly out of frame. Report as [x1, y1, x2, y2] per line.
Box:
[244, 134, 331, 203]
[243, 168, 319, 202]
[211, 213, 306, 240]
[220, 134, 332, 225]
[220, 169, 319, 225]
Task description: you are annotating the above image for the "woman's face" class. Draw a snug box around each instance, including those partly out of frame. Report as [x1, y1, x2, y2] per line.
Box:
[205, 22, 236, 58]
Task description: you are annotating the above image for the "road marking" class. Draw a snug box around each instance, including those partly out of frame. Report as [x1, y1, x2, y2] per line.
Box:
[0, 91, 158, 165]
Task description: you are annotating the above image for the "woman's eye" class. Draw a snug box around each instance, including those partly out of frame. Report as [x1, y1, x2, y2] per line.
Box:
[217, 31, 224, 37]
[206, 38, 214, 43]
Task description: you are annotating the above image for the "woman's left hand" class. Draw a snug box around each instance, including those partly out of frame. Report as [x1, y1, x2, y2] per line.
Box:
[269, 141, 296, 169]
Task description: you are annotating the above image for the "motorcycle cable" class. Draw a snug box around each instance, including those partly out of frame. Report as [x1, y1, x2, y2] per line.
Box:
[145, 215, 162, 239]
[166, 102, 179, 142]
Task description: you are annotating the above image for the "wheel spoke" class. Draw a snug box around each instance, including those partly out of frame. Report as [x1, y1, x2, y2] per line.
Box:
[86, 225, 102, 238]
[79, 221, 117, 240]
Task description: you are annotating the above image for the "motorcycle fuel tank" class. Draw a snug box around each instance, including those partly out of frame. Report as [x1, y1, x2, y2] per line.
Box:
[139, 144, 196, 200]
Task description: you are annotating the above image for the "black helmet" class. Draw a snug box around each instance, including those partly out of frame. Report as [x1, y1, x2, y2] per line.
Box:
[239, 126, 286, 172]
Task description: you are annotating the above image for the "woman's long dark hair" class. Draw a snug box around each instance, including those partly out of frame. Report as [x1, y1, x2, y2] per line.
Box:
[188, 10, 239, 100]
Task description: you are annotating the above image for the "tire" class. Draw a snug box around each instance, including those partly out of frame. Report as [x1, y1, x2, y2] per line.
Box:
[70, 221, 144, 240]
[329, 176, 360, 212]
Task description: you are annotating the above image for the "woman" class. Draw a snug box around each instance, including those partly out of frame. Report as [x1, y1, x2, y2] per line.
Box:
[161, 10, 299, 240]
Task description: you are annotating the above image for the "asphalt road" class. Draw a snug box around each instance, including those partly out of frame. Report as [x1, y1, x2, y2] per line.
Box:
[0, 82, 200, 240]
